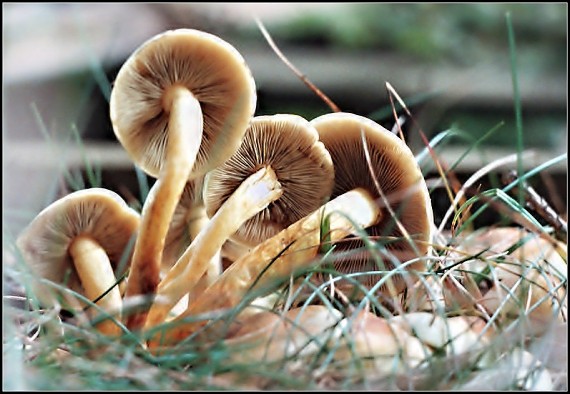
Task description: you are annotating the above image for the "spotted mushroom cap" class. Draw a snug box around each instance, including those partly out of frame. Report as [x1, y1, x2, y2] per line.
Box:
[310, 112, 433, 295]
[203, 114, 335, 246]
[15, 188, 140, 308]
[110, 28, 257, 179]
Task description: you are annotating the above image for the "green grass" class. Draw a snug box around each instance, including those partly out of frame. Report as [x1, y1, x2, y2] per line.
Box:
[3, 7, 567, 391]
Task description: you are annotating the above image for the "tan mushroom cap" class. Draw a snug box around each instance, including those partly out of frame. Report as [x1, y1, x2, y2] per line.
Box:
[15, 188, 140, 311]
[110, 28, 257, 179]
[310, 112, 433, 296]
[204, 114, 335, 246]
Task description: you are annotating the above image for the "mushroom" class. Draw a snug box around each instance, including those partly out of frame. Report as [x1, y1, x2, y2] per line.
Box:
[222, 305, 344, 365]
[334, 309, 430, 374]
[388, 312, 494, 359]
[204, 113, 336, 247]
[161, 177, 221, 316]
[334, 310, 494, 374]
[221, 238, 252, 264]
[145, 166, 283, 329]
[109, 28, 256, 330]
[310, 112, 434, 297]
[161, 177, 221, 297]
[162, 177, 208, 273]
[16, 188, 140, 335]
[148, 187, 382, 348]
[453, 226, 567, 334]
[144, 114, 334, 328]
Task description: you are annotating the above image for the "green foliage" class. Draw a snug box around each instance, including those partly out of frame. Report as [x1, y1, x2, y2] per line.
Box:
[264, 3, 566, 70]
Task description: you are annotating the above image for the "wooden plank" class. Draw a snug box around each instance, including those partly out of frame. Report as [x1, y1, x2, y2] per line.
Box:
[4, 140, 565, 173]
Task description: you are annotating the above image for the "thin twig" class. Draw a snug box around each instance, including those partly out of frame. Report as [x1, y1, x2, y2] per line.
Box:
[438, 152, 532, 233]
[502, 170, 567, 242]
[255, 18, 341, 113]
[385, 82, 465, 226]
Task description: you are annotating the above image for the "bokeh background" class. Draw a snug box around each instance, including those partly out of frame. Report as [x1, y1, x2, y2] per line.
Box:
[3, 3, 567, 237]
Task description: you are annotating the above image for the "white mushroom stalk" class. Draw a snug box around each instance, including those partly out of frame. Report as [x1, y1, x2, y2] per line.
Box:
[160, 178, 215, 315]
[144, 166, 283, 329]
[68, 235, 124, 335]
[161, 177, 220, 306]
[177, 204, 222, 306]
[109, 29, 257, 331]
[148, 188, 382, 348]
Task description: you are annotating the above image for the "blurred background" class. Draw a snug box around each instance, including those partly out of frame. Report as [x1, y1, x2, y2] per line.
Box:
[3, 3, 567, 238]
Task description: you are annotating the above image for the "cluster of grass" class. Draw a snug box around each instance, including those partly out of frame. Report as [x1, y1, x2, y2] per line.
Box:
[3, 10, 567, 391]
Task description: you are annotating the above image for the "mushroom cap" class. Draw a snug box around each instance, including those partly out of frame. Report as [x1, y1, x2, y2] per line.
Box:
[224, 305, 344, 363]
[203, 114, 335, 246]
[110, 28, 257, 179]
[335, 310, 431, 373]
[16, 188, 140, 308]
[162, 177, 205, 271]
[310, 112, 433, 295]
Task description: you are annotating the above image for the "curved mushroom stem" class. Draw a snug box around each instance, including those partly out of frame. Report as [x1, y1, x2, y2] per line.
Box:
[68, 235, 123, 336]
[148, 188, 382, 348]
[186, 204, 221, 300]
[144, 166, 283, 330]
[187, 251, 222, 303]
[187, 204, 210, 241]
[124, 86, 203, 331]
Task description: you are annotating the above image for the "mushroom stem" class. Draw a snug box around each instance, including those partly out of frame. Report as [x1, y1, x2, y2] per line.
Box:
[187, 251, 222, 306]
[124, 86, 203, 331]
[68, 235, 122, 335]
[148, 188, 382, 348]
[185, 206, 221, 302]
[187, 205, 210, 242]
[144, 166, 283, 329]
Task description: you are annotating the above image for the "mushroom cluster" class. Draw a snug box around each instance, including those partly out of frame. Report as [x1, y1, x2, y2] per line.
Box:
[15, 28, 435, 352]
